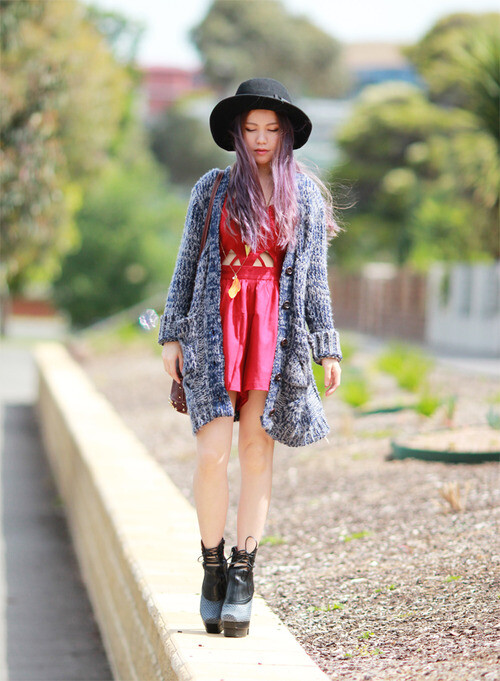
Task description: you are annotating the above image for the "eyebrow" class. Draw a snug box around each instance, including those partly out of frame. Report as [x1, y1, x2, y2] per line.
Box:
[245, 119, 279, 126]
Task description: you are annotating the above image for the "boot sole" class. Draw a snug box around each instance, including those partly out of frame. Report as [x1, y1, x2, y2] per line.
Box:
[204, 621, 223, 634]
[223, 620, 250, 637]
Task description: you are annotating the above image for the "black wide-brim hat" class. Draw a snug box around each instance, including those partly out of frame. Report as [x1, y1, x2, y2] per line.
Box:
[210, 77, 312, 151]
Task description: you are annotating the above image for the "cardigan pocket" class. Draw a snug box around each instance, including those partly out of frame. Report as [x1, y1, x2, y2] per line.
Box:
[176, 314, 198, 381]
[282, 322, 313, 389]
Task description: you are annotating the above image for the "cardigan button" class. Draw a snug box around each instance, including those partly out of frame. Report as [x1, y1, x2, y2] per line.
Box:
[269, 408, 276, 416]
[285, 266, 293, 275]
[280, 338, 288, 347]
[282, 301, 291, 310]
[274, 373, 282, 382]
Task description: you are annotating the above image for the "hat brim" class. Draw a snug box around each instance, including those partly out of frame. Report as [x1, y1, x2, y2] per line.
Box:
[209, 94, 312, 151]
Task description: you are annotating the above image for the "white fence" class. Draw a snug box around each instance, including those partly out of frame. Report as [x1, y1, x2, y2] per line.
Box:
[426, 262, 500, 357]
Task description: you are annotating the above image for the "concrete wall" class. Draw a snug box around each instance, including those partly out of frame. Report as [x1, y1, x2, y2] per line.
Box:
[34, 342, 330, 681]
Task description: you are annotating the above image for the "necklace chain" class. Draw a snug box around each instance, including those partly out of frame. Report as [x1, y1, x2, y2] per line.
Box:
[220, 240, 251, 278]
[221, 194, 274, 298]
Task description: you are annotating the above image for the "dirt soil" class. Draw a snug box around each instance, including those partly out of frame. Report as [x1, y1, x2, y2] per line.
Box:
[77, 339, 500, 681]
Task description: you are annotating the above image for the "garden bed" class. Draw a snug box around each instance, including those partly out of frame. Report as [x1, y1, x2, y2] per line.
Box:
[392, 425, 500, 463]
[75, 331, 500, 681]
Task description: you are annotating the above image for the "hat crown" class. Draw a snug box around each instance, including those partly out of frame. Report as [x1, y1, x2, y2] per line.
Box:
[235, 78, 292, 104]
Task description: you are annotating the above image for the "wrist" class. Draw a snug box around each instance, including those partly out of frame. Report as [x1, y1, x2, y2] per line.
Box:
[321, 355, 341, 364]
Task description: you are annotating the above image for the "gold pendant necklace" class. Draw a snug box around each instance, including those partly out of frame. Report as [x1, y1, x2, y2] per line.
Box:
[221, 243, 251, 298]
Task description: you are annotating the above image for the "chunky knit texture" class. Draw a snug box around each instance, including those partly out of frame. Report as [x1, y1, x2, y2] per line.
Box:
[158, 165, 342, 447]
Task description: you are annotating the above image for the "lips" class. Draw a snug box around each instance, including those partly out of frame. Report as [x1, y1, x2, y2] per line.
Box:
[256, 149, 269, 153]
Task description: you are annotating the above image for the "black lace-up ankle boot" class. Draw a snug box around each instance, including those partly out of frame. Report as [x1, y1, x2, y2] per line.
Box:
[221, 536, 258, 638]
[199, 538, 227, 634]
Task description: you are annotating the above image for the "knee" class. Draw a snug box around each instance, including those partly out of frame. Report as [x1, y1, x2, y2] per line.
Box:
[240, 440, 272, 476]
[196, 447, 228, 476]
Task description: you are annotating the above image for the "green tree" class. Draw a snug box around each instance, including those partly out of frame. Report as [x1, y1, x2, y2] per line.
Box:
[52, 124, 187, 327]
[190, 0, 350, 97]
[84, 3, 145, 66]
[0, 0, 131, 312]
[404, 12, 500, 142]
[149, 101, 230, 188]
[329, 13, 499, 268]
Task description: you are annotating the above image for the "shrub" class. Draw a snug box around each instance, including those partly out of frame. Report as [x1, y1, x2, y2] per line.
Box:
[339, 367, 371, 408]
[376, 342, 434, 392]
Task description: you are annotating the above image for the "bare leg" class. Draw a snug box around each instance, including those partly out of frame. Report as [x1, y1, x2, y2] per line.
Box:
[237, 390, 275, 550]
[194, 390, 237, 548]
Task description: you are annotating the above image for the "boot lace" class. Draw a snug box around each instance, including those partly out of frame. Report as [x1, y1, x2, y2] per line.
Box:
[199, 538, 225, 566]
[230, 536, 258, 569]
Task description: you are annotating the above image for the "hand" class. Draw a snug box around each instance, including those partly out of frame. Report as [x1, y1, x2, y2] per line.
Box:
[161, 341, 184, 383]
[322, 357, 341, 397]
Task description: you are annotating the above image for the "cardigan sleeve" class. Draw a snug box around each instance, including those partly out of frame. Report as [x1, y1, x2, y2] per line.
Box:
[304, 182, 342, 365]
[157, 180, 206, 345]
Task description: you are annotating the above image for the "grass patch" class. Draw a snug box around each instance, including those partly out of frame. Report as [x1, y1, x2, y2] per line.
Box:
[336, 333, 357, 362]
[83, 319, 156, 355]
[414, 388, 442, 417]
[376, 342, 434, 392]
[344, 644, 382, 658]
[260, 534, 285, 546]
[487, 407, 500, 430]
[339, 367, 372, 408]
[342, 530, 372, 542]
[357, 428, 395, 439]
[308, 602, 343, 612]
[374, 584, 397, 593]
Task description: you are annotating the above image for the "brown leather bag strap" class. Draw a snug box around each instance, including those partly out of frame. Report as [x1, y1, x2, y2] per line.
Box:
[198, 170, 224, 260]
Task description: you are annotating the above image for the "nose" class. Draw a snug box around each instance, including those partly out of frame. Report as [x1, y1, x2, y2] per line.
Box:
[256, 129, 268, 144]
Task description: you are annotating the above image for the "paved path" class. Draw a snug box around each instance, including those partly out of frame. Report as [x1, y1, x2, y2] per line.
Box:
[0, 340, 113, 681]
[349, 331, 500, 377]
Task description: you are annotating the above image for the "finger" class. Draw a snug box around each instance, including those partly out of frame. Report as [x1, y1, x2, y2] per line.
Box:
[325, 371, 340, 396]
[174, 357, 183, 384]
[163, 358, 180, 383]
[324, 364, 332, 383]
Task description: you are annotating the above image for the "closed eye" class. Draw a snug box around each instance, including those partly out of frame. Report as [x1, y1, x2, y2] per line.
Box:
[245, 128, 280, 132]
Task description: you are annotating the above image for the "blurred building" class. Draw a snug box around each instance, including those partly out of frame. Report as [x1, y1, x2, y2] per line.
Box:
[138, 66, 207, 122]
[342, 42, 425, 95]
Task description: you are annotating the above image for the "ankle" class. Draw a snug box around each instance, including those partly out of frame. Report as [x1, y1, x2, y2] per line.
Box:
[235, 535, 258, 555]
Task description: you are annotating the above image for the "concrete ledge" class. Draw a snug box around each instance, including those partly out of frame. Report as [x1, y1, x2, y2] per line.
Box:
[34, 342, 329, 681]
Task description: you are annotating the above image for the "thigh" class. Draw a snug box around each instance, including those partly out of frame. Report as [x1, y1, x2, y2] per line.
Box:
[195, 390, 238, 451]
[238, 390, 275, 450]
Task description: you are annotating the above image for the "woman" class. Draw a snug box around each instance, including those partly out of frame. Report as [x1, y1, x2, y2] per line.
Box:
[159, 78, 342, 638]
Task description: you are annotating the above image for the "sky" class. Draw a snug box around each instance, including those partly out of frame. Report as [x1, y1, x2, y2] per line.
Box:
[83, 0, 499, 68]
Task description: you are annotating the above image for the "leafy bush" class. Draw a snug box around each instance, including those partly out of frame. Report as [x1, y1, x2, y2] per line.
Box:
[339, 367, 371, 408]
[414, 389, 442, 417]
[376, 342, 434, 392]
[53, 157, 185, 328]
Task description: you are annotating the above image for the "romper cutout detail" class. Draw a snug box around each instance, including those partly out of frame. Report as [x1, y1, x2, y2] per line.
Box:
[222, 249, 274, 267]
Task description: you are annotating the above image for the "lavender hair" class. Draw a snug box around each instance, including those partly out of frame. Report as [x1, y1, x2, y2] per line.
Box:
[225, 110, 343, 252]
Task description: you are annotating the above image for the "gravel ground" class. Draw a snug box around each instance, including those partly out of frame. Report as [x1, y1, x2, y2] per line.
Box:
[76, 337, 500, 681]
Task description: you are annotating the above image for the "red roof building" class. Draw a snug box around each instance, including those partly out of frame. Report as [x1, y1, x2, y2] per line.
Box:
[139, 66, 206, 120]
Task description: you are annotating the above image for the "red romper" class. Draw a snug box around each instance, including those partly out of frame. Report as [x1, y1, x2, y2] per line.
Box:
[219, 195, 287, 414]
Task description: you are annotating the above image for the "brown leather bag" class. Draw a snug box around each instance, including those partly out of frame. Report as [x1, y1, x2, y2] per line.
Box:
[169, 171, 224, 414]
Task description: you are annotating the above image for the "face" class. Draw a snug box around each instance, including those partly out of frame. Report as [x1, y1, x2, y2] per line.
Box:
[241, 109, 281, 167]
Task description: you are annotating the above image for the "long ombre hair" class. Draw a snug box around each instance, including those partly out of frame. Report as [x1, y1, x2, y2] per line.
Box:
[225, 109, 343, 251]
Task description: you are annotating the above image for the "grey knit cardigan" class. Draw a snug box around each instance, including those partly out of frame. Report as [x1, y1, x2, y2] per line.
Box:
[158, 165, 342, 447]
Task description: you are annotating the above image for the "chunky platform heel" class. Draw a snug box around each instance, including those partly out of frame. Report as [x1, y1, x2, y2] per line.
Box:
[221, 536, 258, 638]
[200, 538, 227, 634]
